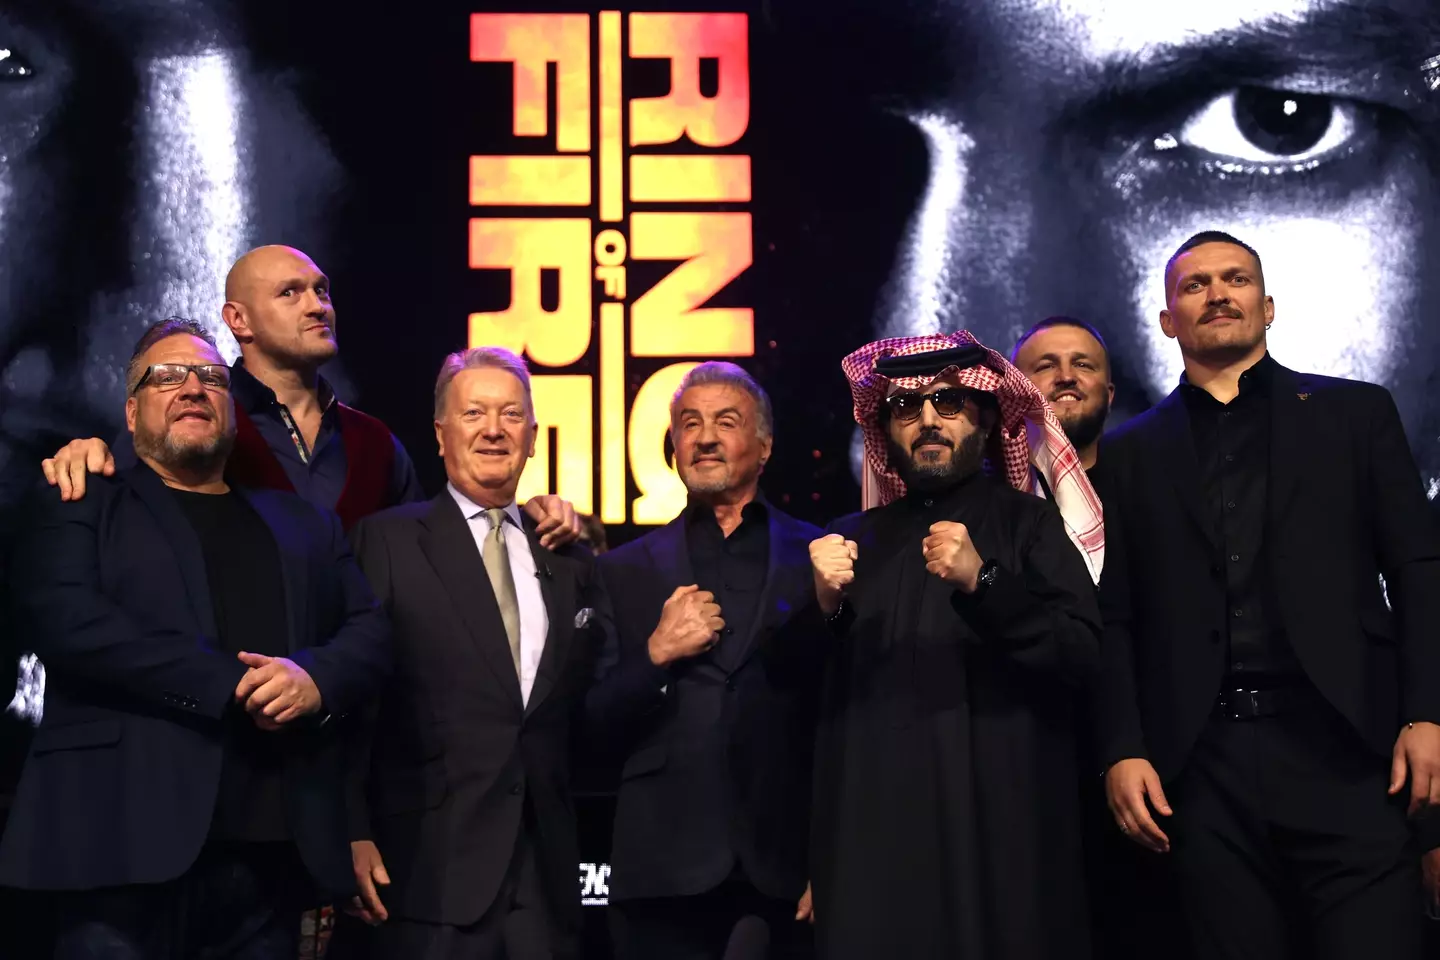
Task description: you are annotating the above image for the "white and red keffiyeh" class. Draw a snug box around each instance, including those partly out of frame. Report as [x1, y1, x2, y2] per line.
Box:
[841, 331, 1105, 582]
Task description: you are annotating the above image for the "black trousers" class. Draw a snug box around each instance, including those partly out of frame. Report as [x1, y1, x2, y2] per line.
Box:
[361, 829, 573, 960]
[1169, 695, 1423, 960]
[50, 842, 313, 960]
[609, 874, 813, 960]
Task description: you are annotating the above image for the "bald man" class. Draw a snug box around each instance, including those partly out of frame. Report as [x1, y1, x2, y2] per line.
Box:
[38, 246, 581, 545]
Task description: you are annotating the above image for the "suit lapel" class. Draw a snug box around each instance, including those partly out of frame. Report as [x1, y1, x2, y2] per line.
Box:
[644, 516, 696, 598]
[417, 493, 524, 710]
[234, 488, 307, 654]
[1268, 364, 1313, 526]
[1152, 390, 1220, 552]
[521, 519, 570, 718]
[126, 464, 219, 638]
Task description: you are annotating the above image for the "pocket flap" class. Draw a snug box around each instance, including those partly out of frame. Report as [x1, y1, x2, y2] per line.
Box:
[33, 720, 122, 754]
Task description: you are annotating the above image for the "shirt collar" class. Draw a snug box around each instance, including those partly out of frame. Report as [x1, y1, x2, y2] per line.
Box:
[1178, 351, 1276, 397]
[230, 356, 339, 416]
[448, 482, 524, 530]
[684, 491, 770, 527]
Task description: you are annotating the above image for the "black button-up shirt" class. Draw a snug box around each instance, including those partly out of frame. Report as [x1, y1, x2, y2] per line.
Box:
[686, 496, 770, 655]
[1180, 353, 1300, 683]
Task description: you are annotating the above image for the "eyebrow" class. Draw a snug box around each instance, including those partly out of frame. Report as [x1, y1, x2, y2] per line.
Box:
[274, 274, 330, 292]
[1074, 4, 1440, 126]
[678, 406, 744, 420]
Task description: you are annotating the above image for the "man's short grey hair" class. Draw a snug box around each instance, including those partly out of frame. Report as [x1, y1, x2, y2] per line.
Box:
[434, 346, 534, 420]
[669, 361, 773, 441]
[125, 317, 219, 395]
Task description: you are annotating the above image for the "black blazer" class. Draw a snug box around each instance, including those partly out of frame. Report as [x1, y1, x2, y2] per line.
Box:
[0, 464, 392, 895]
[1093, 364, 1440, 782]
[586, 506, 826, 902]
[349, 492, 598, 930]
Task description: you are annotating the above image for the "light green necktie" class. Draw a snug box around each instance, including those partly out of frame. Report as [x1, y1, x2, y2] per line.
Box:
[483, 507, 522, 677]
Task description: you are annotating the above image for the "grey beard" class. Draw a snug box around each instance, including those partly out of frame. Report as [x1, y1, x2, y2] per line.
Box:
[134, 426, 235, 476]
[682, 463, 732, 495]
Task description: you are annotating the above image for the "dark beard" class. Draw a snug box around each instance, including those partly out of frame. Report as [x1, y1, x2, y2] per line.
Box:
[1058, 404, 1108, 452]
[887, 427, 987, 492]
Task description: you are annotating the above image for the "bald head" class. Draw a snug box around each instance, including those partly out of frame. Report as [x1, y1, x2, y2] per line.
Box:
[220, 245, 338, 369]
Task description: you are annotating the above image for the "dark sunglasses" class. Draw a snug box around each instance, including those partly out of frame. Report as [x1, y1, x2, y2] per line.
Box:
[883, 387, 982, 423]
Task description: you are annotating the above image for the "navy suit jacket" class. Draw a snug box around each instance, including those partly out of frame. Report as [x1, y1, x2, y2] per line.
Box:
[0, 463, 391, 895]
[587, 505, 826, 902]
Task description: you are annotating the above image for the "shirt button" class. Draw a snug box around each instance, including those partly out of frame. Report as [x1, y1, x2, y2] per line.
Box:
[1230, 554, 1240, 562]
[1233, 662, 1245, 671]
[1233, 608, 1244, 618]
[1226, 501, 1237, 510]
[722, 627, 734, 636]
[509, 783, 523, 796]
[923, 498, 934, 507]
[1224, 454, 1235, 463]
[725, 678, 737, 692]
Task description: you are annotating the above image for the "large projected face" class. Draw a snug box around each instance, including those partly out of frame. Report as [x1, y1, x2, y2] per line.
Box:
[0, 1, 341, 514]
[869, 0, 1440, 480]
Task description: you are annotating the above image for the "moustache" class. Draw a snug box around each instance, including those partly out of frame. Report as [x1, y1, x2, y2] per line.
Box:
[911, 429, 953, 452]
[1201, 306, 1244, 323]
[169, 403, 215, 422]
[691, 453, 726, 464]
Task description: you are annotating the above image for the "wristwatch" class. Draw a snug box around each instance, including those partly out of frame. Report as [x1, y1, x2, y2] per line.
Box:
[973, 558, 999, 598]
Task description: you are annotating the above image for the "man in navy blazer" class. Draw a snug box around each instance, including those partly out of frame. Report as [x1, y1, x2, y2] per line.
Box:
[1, 317, 391, 959]
[588, 362, 825, 960]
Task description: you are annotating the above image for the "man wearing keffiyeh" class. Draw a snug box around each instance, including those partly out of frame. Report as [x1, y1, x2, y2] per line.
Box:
[805, 331, 1101, 960]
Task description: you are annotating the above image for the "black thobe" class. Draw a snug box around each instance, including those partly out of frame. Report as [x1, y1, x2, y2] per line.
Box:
[811, 473, 1100, 959]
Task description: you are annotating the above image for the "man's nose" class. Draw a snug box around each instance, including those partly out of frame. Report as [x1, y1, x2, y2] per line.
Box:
[177, 371, 207, 397]
[918, 397, 943, 426]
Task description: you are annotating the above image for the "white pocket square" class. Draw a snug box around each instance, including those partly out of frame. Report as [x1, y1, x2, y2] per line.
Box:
[574, 607, 595, 629]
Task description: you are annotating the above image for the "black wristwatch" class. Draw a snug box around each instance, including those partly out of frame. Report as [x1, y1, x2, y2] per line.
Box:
[972, 559, 999, 598]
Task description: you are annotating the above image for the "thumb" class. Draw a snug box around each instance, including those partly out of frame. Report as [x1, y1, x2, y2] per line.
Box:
[1390, 742, 1408, 795]
[373, 862, 391, 886]
[1145, 769, 1173, 815]
[237, 651, 274, 667]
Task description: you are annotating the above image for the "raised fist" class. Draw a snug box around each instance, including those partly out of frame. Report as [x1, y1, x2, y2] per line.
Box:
[922, 521, 984, 592]
[810, 533, 858, 615]
[647, 585, 724, 667]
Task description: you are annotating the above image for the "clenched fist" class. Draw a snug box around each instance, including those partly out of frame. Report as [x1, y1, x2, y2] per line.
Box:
[810, 533, 858, 616]
[922, 521, 984, 592]
[647, 584, 724, 667]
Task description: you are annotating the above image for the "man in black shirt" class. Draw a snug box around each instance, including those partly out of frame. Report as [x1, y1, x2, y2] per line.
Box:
[1095, 231, 1440, 959]
[588, 362, 825, 959]
[1, 317, 391, 958]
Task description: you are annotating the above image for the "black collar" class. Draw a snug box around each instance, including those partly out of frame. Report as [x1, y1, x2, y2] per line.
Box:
[230, 357, 338, 416]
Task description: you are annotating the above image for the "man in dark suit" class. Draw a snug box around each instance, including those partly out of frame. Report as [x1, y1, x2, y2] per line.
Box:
[346, 346, 599, 959]
[0, 317, 392, 958]
[1094, 231, 1440, 959]
[587, 362, 824, 960]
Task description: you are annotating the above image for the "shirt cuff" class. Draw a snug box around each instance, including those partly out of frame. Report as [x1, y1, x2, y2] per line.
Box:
[949, 563, 1033, 633]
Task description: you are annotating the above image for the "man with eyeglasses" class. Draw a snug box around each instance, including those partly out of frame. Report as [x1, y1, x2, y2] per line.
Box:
[0, 317, 391, 958]
[35, 245, 581, 546]
[806, 331, 1103, 959]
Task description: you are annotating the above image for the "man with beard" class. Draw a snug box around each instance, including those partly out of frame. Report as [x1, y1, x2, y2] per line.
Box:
[1012, 317, 1114, 474]
[588, 362, 824, 959]
[38, 245, 581, 544]
[806, 331, 1103, 959]
[0, 318, 392, 957]
[1095, 231, 1440, 958]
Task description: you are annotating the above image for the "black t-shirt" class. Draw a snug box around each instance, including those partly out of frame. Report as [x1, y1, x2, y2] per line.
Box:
[171, 488, 291, 842]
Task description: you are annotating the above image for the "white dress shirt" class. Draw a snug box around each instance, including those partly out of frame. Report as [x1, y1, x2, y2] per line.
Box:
[448, 484, 549, 705]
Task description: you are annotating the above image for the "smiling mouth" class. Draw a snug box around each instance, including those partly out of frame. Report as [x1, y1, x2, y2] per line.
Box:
[1052, 393, 1084, 403]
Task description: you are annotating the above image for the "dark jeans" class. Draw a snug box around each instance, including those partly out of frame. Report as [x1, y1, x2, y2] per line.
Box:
[52, 842, 315, 960]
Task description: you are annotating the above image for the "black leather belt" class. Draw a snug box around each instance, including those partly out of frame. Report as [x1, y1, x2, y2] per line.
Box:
[1215, 686, 1306, 720]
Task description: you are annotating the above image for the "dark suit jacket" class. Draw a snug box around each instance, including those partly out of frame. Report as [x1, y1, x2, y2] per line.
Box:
[0, 464, 392, 894]
[349, 492, 598, 930]
[1093, 364, 1440, 787]
[586, 506, 825, 902]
